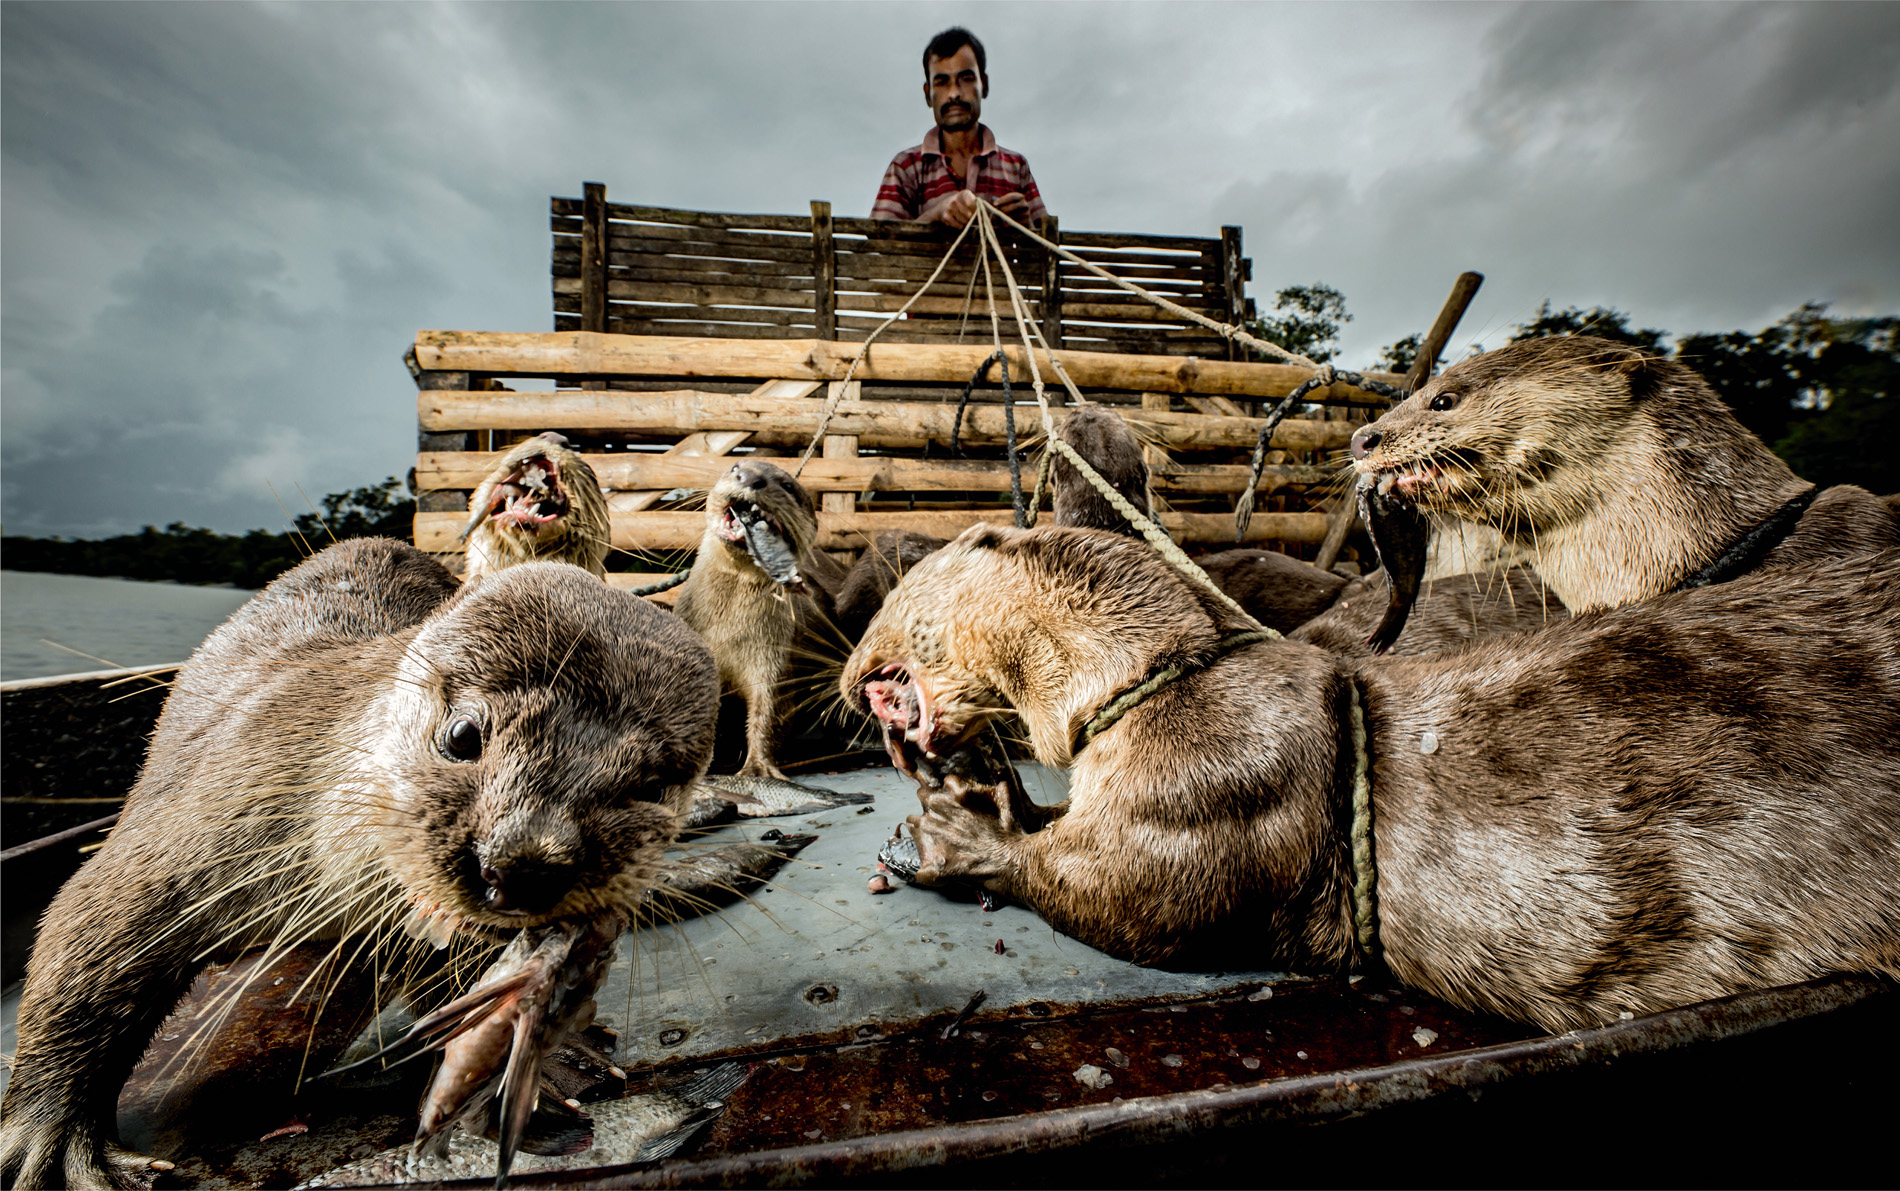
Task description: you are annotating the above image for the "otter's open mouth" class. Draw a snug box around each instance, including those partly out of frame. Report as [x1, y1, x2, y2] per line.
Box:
[482, 454, 571, 534]
[1363, 448, 1482, 503]
[858, 662, 962, 779]
[715, 494, 806, 591]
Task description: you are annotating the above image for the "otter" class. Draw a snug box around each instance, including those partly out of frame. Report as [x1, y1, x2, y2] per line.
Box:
[0, 539, 719, 1191]
[1048, 404, 1152, 533]
[843, 526, 1900, 1033]
[1350, 335, 1899, 613]
[835, 530, 950, 643]
[674, 459, 846, 781]
[461, 432, 611, 580]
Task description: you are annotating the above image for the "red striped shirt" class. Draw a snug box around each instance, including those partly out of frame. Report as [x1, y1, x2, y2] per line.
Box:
[871, 124, 1047, 224]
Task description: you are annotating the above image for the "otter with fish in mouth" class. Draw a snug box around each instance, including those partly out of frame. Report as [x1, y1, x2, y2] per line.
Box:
[843, 525, 1900, 1033]
[461, 432, 611, 581]
[1349, 335, 1898, 614]
[0, 539, 719, 1190]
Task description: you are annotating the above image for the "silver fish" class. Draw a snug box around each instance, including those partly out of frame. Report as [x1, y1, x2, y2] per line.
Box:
[698, 773, 873, 818]
[732, 504, 805, 590]
[323, 918, 620, 1189]
[298, 1064, 749, 1187]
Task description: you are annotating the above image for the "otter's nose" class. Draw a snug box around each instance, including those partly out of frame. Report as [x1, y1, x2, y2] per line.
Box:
[476, 856, 579, 915]
[1350, 426, 1382, 460]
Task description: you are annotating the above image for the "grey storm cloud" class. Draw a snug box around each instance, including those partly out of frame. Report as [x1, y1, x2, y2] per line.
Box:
[3, 1, 1897, 539]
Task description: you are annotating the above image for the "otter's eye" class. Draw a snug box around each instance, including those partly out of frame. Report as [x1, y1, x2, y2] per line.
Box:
[1428, 393, 1460, 412]
[441, 714, 483, 762]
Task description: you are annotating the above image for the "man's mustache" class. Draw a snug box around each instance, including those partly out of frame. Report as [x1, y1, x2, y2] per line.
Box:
[939, 101, 972, 116]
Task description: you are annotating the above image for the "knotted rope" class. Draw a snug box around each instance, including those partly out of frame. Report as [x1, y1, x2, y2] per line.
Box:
[1233, 367, 1408, 539]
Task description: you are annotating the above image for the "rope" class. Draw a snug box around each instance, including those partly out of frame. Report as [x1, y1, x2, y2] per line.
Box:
[970, 204, 1270, 635]
[949, 352, 1003, 456]
[1028, 448, 1051, 525]
[1347, 678, 1378, 964]
[981, 203, 1322, 371]
[626, 570, 690, 596]
[796, 217, 978, 477]
[1076, 630, 1273, 749]
[1233, 367, 1408, 539]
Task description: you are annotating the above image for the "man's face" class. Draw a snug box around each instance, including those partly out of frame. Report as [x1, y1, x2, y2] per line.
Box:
[924, 44, 984, 132]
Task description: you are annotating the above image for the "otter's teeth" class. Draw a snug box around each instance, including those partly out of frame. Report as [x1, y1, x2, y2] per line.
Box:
[1377, 473, 1397, 497]
[424, 911, 457, 950]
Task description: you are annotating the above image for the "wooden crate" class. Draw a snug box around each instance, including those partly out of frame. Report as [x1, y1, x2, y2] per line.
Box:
[550, 184, 1256, 359]
[409, 331, 1401, 590]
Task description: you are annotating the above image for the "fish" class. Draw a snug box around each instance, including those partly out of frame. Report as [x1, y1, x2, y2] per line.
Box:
[733, 503, 805, 590]
[323, 917, 621, 1189]
[298, 1063, 749, 1187]
[1360, 472, 1432, 654]
[648, 832, 818, 918]
[698, 773, 874, 818]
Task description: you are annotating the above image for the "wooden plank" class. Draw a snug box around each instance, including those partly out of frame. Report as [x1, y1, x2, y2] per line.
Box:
[581, 183, 607, 334]
[418, 449, 1329, 496]
[417, 386, 1360, 451]
[1057, 230, 1217, 251]
[1223, 225, 1254, 362]
[601, 202, 812, 232]
[1404, 271, 1485, 391]
[415, 332, 1405, 400]
[417, 507, 1330, 553]
[811, 201, 836, 341]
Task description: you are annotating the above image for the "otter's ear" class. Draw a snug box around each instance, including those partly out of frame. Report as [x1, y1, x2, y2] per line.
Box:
[960, 524, 1007, 551]
[1605, 349, 1666, 402]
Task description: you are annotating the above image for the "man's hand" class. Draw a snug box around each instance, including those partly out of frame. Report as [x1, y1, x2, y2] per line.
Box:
[931, 190, 1030, 229]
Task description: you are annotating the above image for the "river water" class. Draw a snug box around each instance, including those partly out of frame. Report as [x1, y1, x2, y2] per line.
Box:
[0, 571, 256, 681]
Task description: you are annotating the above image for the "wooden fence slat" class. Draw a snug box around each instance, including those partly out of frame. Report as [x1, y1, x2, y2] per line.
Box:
[415, 332, 1402, 400]
[416, 384, 1360, 451]
[416, 508, 1330, 553]
[417, 450, 1330, 497]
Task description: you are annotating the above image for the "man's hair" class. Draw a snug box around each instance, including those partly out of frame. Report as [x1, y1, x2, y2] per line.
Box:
[922, 27, 986, 77]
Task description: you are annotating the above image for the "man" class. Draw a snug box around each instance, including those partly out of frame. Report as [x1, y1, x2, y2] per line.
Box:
[872, 27, 1047, 228]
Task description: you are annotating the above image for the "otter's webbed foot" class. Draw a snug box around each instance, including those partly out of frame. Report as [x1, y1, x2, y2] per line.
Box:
[0, 1125, 167, 1191]
[901, 767, 1036, 888]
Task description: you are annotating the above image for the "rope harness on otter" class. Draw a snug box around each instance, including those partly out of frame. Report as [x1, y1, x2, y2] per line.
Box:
[1346, 678, 1379, 966]
[1075, 629, 1274, 748]
[1073, 632, 1382, 967]
[1671, 485, 1825, 592]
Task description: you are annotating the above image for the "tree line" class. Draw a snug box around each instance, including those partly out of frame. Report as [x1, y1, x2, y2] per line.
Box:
[1, 478, 415, 589]
[1250, 288, 1897, 495]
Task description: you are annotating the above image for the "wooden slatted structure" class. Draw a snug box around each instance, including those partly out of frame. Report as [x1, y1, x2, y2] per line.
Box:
[551, 183, 1255, 358]
[409, 331, 1404, 591]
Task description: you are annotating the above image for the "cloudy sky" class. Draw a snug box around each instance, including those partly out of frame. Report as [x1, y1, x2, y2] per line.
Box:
[4, 1, 1897, 539]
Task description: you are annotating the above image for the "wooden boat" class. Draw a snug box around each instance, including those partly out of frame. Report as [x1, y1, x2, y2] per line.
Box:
[3, 196, 1892, 1186]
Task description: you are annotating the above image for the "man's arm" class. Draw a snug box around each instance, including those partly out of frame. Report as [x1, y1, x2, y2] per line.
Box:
[871, 154, 918, 222]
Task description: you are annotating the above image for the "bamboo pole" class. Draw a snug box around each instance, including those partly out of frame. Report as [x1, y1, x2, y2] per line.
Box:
[417, 388, 1358, 452]
[412, 331, 1404, 402]
[417, 450, 1332, 497]
[415, 508, 1330, 553]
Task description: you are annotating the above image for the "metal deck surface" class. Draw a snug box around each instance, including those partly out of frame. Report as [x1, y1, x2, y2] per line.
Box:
[597, 761, 1302, 1071]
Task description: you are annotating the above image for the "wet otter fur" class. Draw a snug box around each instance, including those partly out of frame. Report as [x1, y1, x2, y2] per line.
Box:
[1352, 336, 1899, 612]
[0, 539, 718, 1190]
[1049, 404, 1152, 533]
[843, 526, 1900, 1033]
[835, 530, 950, 643]
[674, 459, 845, 779]
[462, 432, 611, 581]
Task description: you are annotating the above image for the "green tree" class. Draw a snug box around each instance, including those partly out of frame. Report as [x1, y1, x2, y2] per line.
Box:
[1375, 333, 1422, 375]
[1245, 284, 1352, 365]
[1508, 302, 1670, 354]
